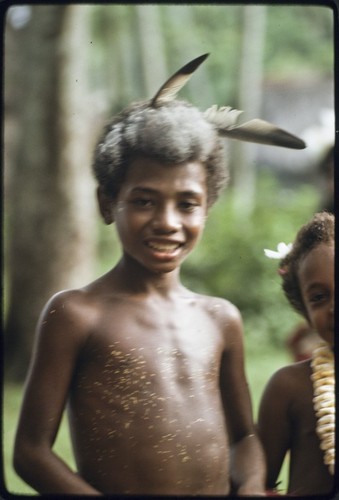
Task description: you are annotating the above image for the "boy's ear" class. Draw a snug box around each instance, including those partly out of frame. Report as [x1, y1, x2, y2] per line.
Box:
[97, 187, 115, 225]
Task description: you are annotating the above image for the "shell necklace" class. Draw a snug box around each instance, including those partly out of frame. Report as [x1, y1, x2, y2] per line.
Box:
[311, 342, 335, 475]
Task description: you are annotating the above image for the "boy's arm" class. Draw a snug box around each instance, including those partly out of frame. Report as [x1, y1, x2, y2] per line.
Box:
[219, 303, 266, 496]
[14, 291, 101, 495]
[257, 368, 291, 492]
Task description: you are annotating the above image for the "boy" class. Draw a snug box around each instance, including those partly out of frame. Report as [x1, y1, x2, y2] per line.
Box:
[14, 54, 303, 495]
[258, 212, 335, 495]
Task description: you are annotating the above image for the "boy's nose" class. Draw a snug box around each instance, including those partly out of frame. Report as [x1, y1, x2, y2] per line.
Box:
[151, 206, 181, 233]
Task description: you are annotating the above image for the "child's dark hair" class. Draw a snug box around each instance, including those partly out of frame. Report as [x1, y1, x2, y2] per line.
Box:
[279, 211, 334, 319]
[92, 100, 228, 207]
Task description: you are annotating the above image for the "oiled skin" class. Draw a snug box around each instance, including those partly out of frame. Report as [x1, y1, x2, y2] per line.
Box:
[14, 272, 263, 495]
[68, 284, 232, 494]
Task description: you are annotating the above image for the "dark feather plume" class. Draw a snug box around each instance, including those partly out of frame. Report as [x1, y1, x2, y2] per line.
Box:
[151, 53, 209, 107]
[204, 105, 306, 149]
[150, 54, 306, 149]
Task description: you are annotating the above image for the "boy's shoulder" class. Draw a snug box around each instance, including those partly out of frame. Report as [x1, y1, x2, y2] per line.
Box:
[41, 277, 109, 330]
[190, 291, 240, 317]
[46, 271, 120, 309]
[187, 291, 242, 335]
[46, 284, 97, 311]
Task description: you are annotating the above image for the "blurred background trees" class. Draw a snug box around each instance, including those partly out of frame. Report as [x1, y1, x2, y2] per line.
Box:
[4, 4, 334, 381]
[4, 5, 98, 379]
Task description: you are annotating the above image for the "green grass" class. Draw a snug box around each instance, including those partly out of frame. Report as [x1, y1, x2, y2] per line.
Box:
[3, 383, 76, 495]
[245, 344, 290, 495]
[3, 345, 290, 495]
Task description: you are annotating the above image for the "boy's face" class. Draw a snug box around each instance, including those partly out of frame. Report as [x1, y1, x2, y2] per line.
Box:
[298, 242, 334, 347]
[111, 157, 208, 274]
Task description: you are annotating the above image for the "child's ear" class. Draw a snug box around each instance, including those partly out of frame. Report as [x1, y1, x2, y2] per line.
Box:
[97, 187, 115, 225]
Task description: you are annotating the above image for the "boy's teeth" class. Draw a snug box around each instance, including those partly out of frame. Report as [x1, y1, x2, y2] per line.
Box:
[148, 242, 179, 251]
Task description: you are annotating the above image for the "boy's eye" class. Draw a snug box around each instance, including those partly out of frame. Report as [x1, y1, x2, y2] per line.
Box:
[179, 201, 200, 211]
[131, 198, 154, 208]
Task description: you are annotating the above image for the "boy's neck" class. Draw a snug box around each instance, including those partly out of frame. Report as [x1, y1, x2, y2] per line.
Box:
[110, 256, 184, 298]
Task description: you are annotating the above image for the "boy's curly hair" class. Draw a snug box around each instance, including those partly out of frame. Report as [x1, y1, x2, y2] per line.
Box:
[279, 211, 334, 319]
[92, 100, 228, 207]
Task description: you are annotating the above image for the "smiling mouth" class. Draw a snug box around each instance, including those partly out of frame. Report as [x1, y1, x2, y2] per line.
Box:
[145, 241, 183, 253]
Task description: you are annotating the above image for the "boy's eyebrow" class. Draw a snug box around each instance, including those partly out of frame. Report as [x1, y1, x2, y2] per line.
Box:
[130, 187, 204, 198]
[130, 187, 160, 195]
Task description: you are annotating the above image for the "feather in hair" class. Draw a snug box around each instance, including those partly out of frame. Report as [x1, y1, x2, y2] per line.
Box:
[151, 54, 306, 149]
[151, 53, 209, 107]
[204, 105, 306, 149]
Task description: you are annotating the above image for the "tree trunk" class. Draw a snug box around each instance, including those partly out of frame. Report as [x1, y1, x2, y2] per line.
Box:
[231, 5, 267, 217]
[163, 5, 214, 109]
[4, 5, 97, 381]
[134, 5, 168, 98]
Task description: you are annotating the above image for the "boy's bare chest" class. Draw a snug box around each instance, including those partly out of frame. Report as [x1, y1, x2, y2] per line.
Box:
[76, 298, 224, 394]
[69, 298, 229, 494]
[93, 297, 220, 352]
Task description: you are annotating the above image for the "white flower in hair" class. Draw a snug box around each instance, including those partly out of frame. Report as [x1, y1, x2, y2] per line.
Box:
[264, 242, 293, 259]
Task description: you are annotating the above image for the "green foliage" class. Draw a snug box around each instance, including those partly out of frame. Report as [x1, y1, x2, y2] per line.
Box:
[265, 5, 334, 79]
[181, 172, 319, 350]
[88, 4, 333, 106]
[96, 220, 121, 276]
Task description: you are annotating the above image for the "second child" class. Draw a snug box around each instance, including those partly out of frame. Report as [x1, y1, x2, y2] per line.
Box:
[258, 212, 335, 495]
